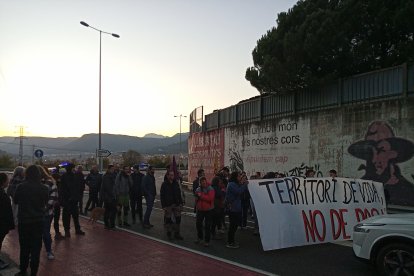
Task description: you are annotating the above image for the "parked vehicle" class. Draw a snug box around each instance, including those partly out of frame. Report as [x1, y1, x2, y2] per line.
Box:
[353, 213, 414, 275]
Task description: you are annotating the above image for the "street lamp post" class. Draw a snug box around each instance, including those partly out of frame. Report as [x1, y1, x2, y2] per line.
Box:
[80, 21, 119, 172]
[174, 114, 187, 170]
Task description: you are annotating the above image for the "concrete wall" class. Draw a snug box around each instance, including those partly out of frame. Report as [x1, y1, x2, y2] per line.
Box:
[188, 98, 414, 206]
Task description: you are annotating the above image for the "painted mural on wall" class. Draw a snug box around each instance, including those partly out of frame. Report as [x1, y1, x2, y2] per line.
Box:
[224, 117, 312, 178]
[188, 129, 224, 181]
[348, 121, 414, 206]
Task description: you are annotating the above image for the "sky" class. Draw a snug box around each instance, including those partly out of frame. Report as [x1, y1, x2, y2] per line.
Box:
[0, 0, 297, 138]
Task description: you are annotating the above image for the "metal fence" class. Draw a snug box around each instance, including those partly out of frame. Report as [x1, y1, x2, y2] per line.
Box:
[195, 63, 413, 132]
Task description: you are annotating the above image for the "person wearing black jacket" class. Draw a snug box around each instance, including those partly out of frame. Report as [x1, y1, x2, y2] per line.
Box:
[160, 170, 184, 240]
[0, 173, 14, 270]
[61, 163, 85, 237]
[100, 165, 117, 230]
[14, 165, 48, 276]
[84, 165, 102, 215]
[142, 166, 156, 228]
[130, 165, 144, 224]
[192, 169, 204, 213]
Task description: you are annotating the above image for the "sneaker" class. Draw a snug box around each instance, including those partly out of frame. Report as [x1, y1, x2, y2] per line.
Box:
[47, 252, 55, 260]
[226, 243, 240, 249]
[143, 224, 152, 229]
[55, 232, 65, 240]
[75, 230, 85, 235]
[203, 242, 209, 247]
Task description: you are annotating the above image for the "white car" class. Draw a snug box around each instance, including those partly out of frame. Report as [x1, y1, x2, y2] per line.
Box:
[353, 213, 414, 276]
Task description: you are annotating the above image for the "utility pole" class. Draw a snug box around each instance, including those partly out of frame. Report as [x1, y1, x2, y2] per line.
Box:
[14, 126, 26, 166]
[32, 144, 35, 164]
[174, 114, 187, 170]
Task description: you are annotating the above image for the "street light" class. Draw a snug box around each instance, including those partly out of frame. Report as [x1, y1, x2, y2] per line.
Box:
[80, 21, 119, 172]
[174, 114, 187, 170]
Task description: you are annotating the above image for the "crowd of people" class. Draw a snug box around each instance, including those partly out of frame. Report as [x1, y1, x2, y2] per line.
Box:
[0, 162, 338, 276]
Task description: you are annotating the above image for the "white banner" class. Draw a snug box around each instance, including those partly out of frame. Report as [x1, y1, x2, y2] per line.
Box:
[248, 177, 387, 251]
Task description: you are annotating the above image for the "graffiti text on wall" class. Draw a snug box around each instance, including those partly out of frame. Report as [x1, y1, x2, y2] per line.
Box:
[229, 121, 302, 148]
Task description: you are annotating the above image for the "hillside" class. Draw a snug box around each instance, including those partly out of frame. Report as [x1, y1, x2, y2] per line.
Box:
[0, 133, 189, 156]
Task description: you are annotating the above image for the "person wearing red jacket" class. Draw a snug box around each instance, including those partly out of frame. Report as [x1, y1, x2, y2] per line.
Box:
[194, 176, 215, 247]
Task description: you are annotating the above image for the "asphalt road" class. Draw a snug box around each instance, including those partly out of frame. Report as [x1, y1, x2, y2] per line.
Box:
[81, 170, 376, 276]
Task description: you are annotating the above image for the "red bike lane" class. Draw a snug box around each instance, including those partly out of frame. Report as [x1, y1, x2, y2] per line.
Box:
[2, 218, 263, 276]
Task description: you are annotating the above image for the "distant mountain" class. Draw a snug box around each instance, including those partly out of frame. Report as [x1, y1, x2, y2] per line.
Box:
[0, 133, 189, 156]
[143, 133, 167, 139]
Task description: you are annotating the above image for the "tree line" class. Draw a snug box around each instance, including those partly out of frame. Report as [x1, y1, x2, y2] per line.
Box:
[246, 0, 414, 94]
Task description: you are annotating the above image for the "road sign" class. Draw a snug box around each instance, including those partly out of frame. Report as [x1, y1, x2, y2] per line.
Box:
[97, 149, 111, 157]
[34, 149, 44, 158]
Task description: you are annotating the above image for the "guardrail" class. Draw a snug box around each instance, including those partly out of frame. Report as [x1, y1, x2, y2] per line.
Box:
[198, 63, 413, 132]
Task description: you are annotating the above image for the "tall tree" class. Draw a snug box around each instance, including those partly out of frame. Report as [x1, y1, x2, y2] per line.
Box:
[246, 0, 414, 94]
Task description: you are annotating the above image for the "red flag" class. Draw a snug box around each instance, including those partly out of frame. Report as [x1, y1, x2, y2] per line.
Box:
[171, 155, 179, 181]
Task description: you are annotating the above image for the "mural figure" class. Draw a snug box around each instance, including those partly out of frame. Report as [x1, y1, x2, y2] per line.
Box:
[228, 140, 244, 173]
[348, 121, 414, 206]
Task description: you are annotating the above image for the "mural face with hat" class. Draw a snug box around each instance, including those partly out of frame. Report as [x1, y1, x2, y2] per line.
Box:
[348, 120, 414, 206]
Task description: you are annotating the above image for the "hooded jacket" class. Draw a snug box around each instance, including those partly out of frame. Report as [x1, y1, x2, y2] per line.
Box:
[195, 185, 215, 211]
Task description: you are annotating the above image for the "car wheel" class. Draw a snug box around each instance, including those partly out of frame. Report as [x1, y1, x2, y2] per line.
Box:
[375, 243, 414, 276]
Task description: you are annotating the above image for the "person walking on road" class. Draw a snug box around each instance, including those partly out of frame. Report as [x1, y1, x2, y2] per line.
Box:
[195, 176, 215, 247]
[210, 176, 225, 240]
[7, 166, 25, 226]
[0, 173, 15, 270]
[142, 166, 156, 229]
[192, 169, 204, 213]
[100, 165, 117, 230]
[114, 166, 132, 227]
[51, 167, 64, 240]
[160, 170, 184, 241]
[39, 166, 59, 261]
[225, 171, 247, 249]
[84, 165, 102, 215]
[130, 165, 144, 225]
[74, 165, 86, 215]
[13, 165, 48, 276]
[61, 163, 85, 237]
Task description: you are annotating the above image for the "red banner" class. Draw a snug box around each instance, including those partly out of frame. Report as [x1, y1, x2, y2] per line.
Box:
[188, 129, 224, 182]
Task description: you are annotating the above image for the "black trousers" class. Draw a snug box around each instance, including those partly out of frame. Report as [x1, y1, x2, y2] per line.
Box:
[211, 208, 224, 236]
[241, 199, 250, 227]
[85, 193, 99, 211]
[130, 195, 143, 222]
[18, 221, 43, 275]
[53, 204, 61, 234]
[228, 212, 242, 244]
[104, 201, 117, 228]
[196, 210, 213, 243]
[63, 200, 81, 232]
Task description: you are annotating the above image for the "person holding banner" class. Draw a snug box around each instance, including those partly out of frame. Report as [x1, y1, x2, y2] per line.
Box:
[225, 171, 247, 249]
